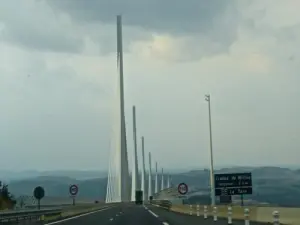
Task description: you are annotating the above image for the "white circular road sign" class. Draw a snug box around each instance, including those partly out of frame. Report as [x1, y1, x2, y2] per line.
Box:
[178, 183, 188, 195]
[69, 184, 78, 196]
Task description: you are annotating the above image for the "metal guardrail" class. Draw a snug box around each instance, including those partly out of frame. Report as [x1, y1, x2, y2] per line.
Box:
[0, 208, 62, 223]
[0, 202, 123, 223]
[151, 200, 172, 209]
[24, 203, 97, 209]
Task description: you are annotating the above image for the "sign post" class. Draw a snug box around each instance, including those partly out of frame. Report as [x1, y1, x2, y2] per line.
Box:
[214, 173, 252, 204]
[69, 184, 79, 206]
[33, 186, 45, 210]
[178, 182, 188, 203]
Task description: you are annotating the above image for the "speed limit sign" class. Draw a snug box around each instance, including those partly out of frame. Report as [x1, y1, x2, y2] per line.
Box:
[69, 184, 78, 196]
[178, 183, 188, 195]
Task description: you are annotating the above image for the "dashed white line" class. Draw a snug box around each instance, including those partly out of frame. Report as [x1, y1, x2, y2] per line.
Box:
[162, 222, 169, 225]
[148, 209, 159, 218]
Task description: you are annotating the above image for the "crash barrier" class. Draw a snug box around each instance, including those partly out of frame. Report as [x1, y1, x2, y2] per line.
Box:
[150, 200, 172, 210]
[172, 204, 299, 225]
[0, 208, 62, 223]
[0, 203, 117, 223]
[24, 201, 105, 209]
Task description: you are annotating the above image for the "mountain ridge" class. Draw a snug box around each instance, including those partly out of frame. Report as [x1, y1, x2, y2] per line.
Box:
[3, 166, 300, 207]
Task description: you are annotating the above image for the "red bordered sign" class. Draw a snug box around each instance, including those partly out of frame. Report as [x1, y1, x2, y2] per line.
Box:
[178, 182, 188, 195]
[69, 184, 78, 196]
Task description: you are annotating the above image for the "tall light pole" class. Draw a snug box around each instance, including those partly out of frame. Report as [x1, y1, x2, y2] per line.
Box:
[205, 94, 215, 206]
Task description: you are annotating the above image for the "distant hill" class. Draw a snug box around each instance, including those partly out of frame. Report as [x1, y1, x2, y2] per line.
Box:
[0, 170, 107, 182]
[4, 166, 300, 207]
[7, 176, 107, 201]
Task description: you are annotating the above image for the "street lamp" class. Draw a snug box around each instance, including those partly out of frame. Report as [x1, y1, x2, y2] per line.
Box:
[205, 94, 215, 206]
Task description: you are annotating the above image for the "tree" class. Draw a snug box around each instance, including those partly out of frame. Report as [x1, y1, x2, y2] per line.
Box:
[0, 181, 16, 209]
[1, 184, 10, 200]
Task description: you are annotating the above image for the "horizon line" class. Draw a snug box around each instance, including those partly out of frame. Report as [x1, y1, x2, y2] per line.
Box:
[1, 164, 299, 172]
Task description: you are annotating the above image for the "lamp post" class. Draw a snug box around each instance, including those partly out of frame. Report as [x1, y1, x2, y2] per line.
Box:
[205, 94, 215, 206]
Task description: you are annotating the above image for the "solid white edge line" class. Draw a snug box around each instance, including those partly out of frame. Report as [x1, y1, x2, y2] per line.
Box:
[148, 209, 159, 218]
[45, 207, 113, 225]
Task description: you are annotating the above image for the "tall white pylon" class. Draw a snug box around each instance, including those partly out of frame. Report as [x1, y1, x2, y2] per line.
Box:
[167, 174, 171, 188]
[105, 15, 130, 203]
[155, 162, 158, 193]
[141, 137, 146, 201]
[131, 106, 139, 201]
[161, 168, 164, 191]
[105, 147, 112, 202]
[148, 152, 152, 198]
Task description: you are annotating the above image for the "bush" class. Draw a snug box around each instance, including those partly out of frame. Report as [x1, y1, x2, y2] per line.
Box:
[0, 182, 16, 210]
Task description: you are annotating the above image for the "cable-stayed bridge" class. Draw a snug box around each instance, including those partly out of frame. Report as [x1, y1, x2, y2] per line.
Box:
[105, 15, 171, 203]
[2, 15, 299, 225]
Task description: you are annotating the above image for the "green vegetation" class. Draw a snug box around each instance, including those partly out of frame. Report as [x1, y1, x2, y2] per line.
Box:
[0, 181, 17, 210]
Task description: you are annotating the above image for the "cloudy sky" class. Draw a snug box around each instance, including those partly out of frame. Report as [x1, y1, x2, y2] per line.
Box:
[1, 0, 300, 171]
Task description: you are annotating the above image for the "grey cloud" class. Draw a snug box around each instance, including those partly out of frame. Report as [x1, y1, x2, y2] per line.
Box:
[48, 0, 235, 34]
[0, 28, 83, 53]
[276, 24, 300, 42]
[0, 1, 84, 53]
[0, 62, 112, 170]
[47, 0, 239, 56]
[0, 0, 240, 58]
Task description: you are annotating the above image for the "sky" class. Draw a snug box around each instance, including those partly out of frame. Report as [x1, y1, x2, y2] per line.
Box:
[1, 0, 300, 171]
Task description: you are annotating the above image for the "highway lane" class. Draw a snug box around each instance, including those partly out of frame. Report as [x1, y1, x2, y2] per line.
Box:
[7, 206, 120, 225]
[147, 204, 269, 225]
[42, 204, 166, 225]
[107, 204, 166, 225]
[44, 206, 123, 225]
[8, 203, 271, 225]
[13, 203, 165, 225]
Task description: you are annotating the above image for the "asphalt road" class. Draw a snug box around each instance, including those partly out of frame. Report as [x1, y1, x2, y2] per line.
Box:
[42, 204, 166, 225]
[11, 204, 269, 225]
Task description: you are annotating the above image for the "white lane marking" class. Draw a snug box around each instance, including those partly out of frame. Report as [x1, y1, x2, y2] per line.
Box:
[45, 207, 113, 225]
[110, 218, 114, 221]
[148, 209, 159, 218]
[162, 222, 169, 225]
